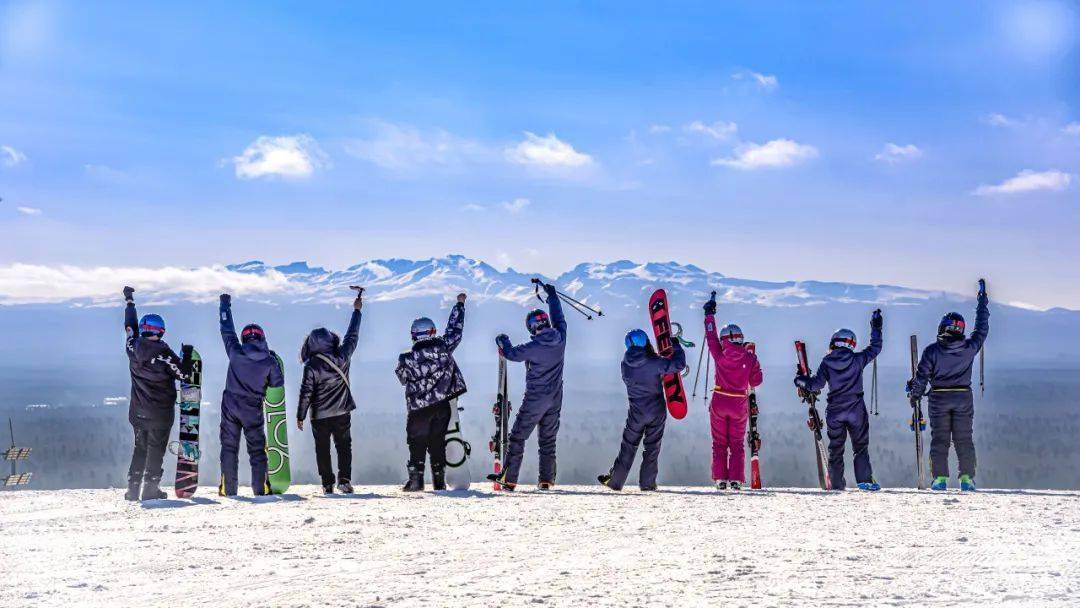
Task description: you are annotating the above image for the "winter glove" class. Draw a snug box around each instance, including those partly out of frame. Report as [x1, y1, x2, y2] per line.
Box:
[977, 279, 988, 305]
[793, 375, 812, 391]
[123, 286, 135, 302]
[870, 309, 883, 330]
[703, 299, 717, 316]
[219, 293, 231, 307]
[495, 334, 511, 355]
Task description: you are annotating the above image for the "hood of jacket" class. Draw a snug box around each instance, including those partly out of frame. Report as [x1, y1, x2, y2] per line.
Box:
[531, 326, 564, 347]
[301, 328, 340, 362]
[821, 347, 856, 373]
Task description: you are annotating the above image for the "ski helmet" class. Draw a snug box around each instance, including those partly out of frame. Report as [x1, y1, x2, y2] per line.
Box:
[830, 328, 857, 351]
[719, 323, 744, 345]
[938, 312, 966, 338]
[241, 323, 265, 343]
[410, 317, 437, 342]
[139, 314, 166, 337]
[624, 329, 649, 350]
[526, 309, 550, 335]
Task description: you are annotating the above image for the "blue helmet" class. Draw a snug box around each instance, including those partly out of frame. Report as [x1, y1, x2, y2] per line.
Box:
[939, 312, 966, 338]
[830, 328, 857, 351]
[410, 317, 436, 342]
[139, 314, 165, 337]
[526, 309, 550, 335]
[624, 329, 649, 350]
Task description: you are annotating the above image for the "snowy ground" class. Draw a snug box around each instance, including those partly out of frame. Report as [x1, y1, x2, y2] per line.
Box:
[1, 485, 1078, 607]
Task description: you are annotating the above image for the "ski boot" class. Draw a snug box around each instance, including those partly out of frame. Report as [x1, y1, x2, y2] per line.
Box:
[857, 481, 881, 491]
[597, 474, 621, 491]
[639, 485, 658, 492]
[337, 480, 354, 494]
[322, 484, 334, 495]
[431, 465, 446, 491]
[959, 475, 976, 492]
[485, 472, 516, 491]
[141, 476, 167, 501]
[715, 480, 728, 491]
[537, 481, 555, 491]
[403, 463, 424, 492]
[125, 474, 142, 501]
[729, 481, 742, 491]
[931, 476, 948, 491]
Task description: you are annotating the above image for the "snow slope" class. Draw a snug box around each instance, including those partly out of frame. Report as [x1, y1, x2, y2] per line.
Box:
[2, 486, 1078, 607]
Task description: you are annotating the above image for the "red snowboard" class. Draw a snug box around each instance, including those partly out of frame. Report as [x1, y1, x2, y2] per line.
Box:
[648, 289, 688, 420]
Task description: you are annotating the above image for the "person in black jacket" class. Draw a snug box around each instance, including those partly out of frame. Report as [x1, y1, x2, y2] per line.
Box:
[395, 293, 467, 492]
[122, 286, 194, 501]
[297, 291, 363, 494]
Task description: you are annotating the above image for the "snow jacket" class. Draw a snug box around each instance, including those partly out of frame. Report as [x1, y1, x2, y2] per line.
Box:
[622, 341, 686, 414]
[396, 302, 467, 412]
[798, 324, 882, 409]
[220, 301, 284, 410]
[496, 284, 568, 396]
[910, 294, 989, 399]
[704, 314, 763, 398]
[297, 309, 362, 422]
[125, 302, 188, 430]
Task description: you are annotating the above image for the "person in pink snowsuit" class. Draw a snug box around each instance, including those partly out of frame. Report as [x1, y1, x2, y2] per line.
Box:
[703, 299, 762, 489]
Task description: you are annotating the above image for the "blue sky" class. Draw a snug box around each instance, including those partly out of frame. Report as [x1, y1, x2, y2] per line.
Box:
[1, 1, 1078, 308]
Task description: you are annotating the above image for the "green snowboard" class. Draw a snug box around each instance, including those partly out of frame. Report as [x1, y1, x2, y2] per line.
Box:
[263, 353, 291, 494]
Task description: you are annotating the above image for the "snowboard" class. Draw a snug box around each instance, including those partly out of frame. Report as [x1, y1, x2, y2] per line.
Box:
[745, 342, 763, 490]
[174, 347, 202, 498]
[795, 341, 832, 491]
[443, 398, 472, 490]
[909, 335, 927, 490]
[263, 352, 291, 494]
[648, 289, 688, 420]
[489, 356, 511, 490]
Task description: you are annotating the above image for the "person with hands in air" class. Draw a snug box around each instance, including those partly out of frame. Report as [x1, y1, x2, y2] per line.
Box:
[908, 280, 989, 492]
[297, 289, 363, 494]
[395, 293, 468, 492]
[218, 293, 284, 496]
[794, 309, 884, 491]
[489, 280, 568, 491]
[122, 286, 196, 501]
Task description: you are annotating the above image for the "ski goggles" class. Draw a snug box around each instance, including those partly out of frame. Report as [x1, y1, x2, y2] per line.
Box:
[241, 325, 266, 342]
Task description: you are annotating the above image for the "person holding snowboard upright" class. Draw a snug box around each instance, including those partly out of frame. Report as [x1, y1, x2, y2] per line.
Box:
[395, 293, 468, 492]
[297, 290, 363, 494]
[703, 298, 762, 491]
[218, 293, 284, 496]
[598, 329, 686, 491]
[490, 280, 568, 491]
[121, 286, 194, 501]
[908, 280, 989, 492]
[794, 310, 884, 491]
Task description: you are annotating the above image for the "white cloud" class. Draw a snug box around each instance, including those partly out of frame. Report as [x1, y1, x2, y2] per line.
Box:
[1063, 122, 1080, 136]
[1, 145, 27, 167]
[683, 121, 738, 141]
[733, 70, 779, 91]
[0, 264, 293, 305]
[345, 121, 488, 170]
[501, 198, 531, 214]
[460, 203, 486, 212]
[983, 113, 1020, 128]
[505, 132, 593, 168]
[712, 139, 819, 170]
[648, 124, 672, 134]
[16, 206, 42, 216]
[874, 143, 923, 164]
[973, 169, 1072, 196]
[84, 164, 129, 183]
[230, 134, 326, 180]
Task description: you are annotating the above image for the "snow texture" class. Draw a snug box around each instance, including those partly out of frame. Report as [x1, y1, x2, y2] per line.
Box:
[2, 485, 1078, 607]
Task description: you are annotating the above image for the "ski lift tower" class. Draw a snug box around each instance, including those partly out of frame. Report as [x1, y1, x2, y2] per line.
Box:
[3, 418, 32, 488]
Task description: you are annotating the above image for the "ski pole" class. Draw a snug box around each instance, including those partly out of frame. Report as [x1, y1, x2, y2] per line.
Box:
[691, 337, 707, 397]
[980, 348, 985, 396]
[870, 359, 879, 416]
[531, 278, 603, 317]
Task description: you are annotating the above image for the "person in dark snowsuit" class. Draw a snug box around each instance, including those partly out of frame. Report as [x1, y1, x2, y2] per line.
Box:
[909, 280, 989, 492]
[122, 286, 194, 501]
[395, 293, 467, 492]
[492, 281, 567, 490]
[795, 310, 883, 491]
[598, 329, 685, 491]
[218, 293, 284, 496]
[297, 291, 363, 494]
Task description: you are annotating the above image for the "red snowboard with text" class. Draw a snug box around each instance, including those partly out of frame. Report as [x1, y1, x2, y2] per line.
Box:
[648, 289, 688, 420]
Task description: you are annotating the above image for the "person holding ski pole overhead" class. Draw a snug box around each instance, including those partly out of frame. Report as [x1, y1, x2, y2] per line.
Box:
[908, 279, 989, 492]
[297, 289, 363, 495]
[598, 329, 686, 491]
[703, 295, 762, 490]
[121, 286, 195, 501]
[395, 293, 468, 492]
[489, 279, 568, 491]
[218, 293, 284, 496]
[794, 310, 884, 491]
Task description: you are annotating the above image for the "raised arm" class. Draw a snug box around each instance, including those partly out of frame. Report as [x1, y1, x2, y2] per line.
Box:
[703, 314, 723, 360]
[340, 307, 363, 361]
[544, 283, 568, 338]
[969, 281, 989, 351]
[123, 287, 138, 355]
[855, 309, 884, 369]
[443, 295, 466, 353]
[219, 293, 241, 359]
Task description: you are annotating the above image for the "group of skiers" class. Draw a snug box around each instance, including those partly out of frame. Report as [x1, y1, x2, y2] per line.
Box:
[120, 277, 990, 500]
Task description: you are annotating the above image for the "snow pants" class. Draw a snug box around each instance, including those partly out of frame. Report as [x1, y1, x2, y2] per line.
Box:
[825, 401, 873, 490]
[502, 385, 563, 485]
[220, 397, 268, 496]
[928, 391, 976, 479]
[406, 399, 451, 471]
[128, 426, 169, 483]
[709, 393, 748, 482]
[312, 413, 352, 486]
[607, 401, 667, 490]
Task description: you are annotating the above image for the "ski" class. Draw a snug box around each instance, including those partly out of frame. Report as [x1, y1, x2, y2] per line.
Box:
[909, 335, 927, 490]
[795, 341, 832, 491]
[173, 346, 202, 498]
[489, 355, 511, 490]
[648, 289, 688, 420]
[745, 342, 763, 490]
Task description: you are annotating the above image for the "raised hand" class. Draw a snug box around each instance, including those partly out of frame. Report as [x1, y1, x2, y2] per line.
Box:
[123, 286, 135, 302]
[871, 309, 883, 330]
[220, 293, 232, 307]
